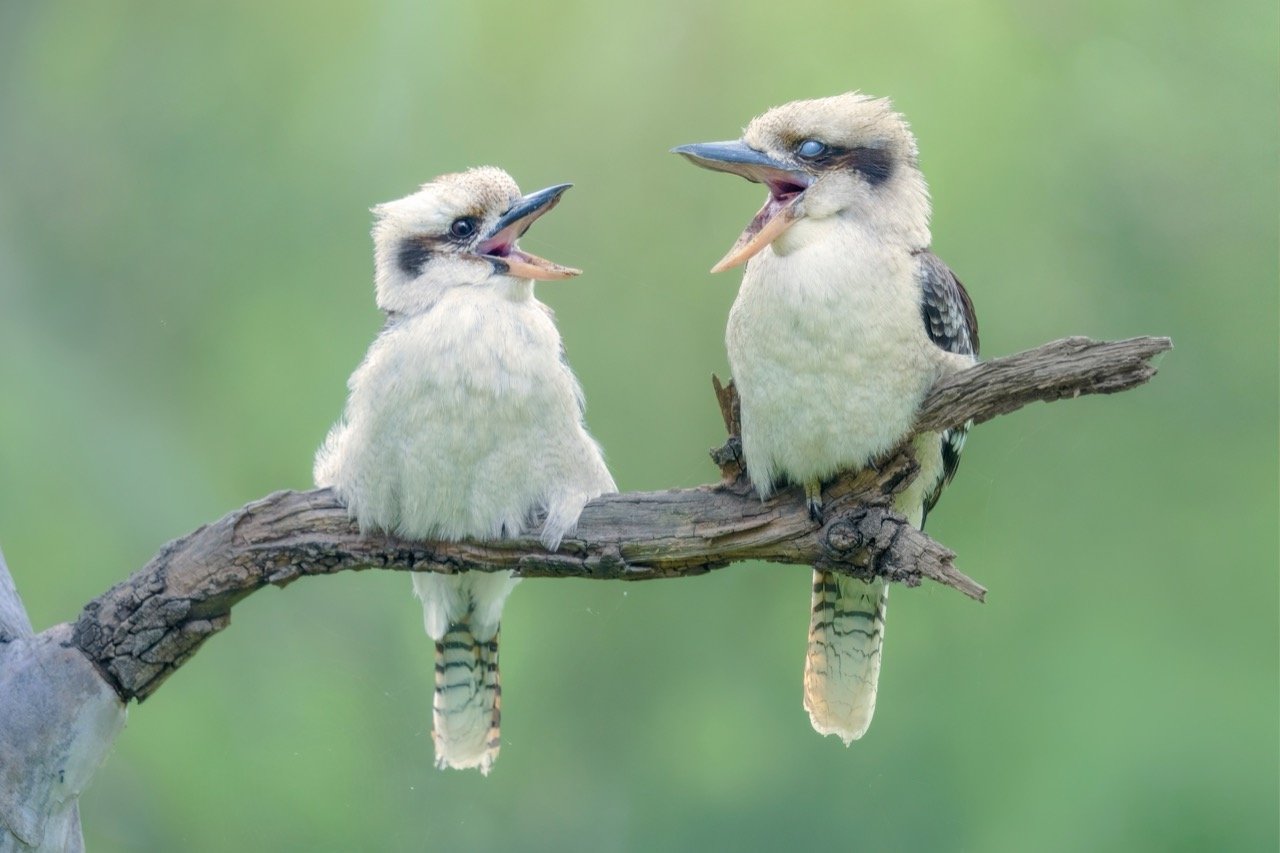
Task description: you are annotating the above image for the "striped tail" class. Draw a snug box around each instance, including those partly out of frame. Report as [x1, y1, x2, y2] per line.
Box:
[802, 570, 889, 744]
[432, 623, 502, 775]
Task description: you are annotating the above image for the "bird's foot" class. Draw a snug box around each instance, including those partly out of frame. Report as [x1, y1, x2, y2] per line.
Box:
[804, 480, 824, 524]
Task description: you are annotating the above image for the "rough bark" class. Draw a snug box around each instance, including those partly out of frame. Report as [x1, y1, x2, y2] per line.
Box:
[66, 334, 1171, 704]
[914, 335, 1171, 432]
[71, 454, 968, 703]
[0, 333, 1171, 851]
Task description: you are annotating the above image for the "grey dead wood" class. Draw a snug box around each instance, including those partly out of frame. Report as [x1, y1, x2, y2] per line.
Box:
[0, 334, 1171, 851]
[1, 549, 127, 853]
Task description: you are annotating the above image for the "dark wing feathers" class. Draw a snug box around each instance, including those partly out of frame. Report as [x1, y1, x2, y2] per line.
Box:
[914, 250, 980, 524]
[918, 250, 979, 358]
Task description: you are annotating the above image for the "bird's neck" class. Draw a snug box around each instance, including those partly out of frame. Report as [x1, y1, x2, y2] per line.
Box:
[494, 278, 536, 302]
[378, 278, 535, 318]
[774, 209, 931, 264]
[777, 189, 932, 261]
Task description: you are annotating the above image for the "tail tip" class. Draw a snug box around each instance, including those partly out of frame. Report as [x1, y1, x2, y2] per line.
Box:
[808, 716, 867, 747]
[432, 743, 498, 776]
[805, 700, 872, 746]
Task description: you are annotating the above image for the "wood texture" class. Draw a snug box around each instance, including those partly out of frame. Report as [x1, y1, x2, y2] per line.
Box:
[67, 335, 1170, 703]
[915, 335, 1171, 432]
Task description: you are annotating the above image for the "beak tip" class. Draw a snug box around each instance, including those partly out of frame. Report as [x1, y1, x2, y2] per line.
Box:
[543, 183, 573, 206]
[709, 254, 740, 274]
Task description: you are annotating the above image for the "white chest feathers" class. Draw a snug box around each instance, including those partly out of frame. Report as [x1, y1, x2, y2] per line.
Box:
[314, 287, 614, 546]
[726, 223, 950, 494]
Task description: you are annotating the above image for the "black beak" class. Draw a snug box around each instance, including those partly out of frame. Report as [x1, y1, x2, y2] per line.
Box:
[671, 141, 810, 190]
[482, 183, 573, 245]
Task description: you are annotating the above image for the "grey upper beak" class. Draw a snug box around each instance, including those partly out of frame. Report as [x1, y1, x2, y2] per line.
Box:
[483, 183, 573, 245]
[671, 141, 809, 189]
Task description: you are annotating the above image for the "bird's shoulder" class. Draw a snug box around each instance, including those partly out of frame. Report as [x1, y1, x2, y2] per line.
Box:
[911, 249, 980, 523]
[913, 249, 979, 358]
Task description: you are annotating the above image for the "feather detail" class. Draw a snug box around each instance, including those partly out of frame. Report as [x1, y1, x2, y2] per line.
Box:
[802, 571, 888, 745]
[432, 623, 502, 775]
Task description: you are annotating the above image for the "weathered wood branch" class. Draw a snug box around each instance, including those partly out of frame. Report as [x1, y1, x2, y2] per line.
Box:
[71, 458, 965, 703]
[1, 549, 126, 853]
[915, 335, 1171, 432]
[68, 334, 1170, 704]
[1, 333, 1170, 851]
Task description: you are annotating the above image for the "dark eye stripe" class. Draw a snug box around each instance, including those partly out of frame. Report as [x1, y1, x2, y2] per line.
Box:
[845, 147, 894, 185]
[803, 145, 895, 186]
[397, 237, 436, 276]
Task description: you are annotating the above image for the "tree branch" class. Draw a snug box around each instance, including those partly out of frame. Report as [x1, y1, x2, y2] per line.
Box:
[916, 335, 1171, 432]
[64, 334, 1170, 704]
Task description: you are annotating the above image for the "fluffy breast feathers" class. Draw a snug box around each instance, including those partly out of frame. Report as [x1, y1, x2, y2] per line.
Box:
[314, 288, 615, 547]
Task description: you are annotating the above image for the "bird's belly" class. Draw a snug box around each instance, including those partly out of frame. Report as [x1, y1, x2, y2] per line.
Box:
[736, 351, 927, 490]
[326, 308, 595, 541]
[396, 394, 558, 539]
[339, 383, 559, 541]
[726, 247, 939, 493]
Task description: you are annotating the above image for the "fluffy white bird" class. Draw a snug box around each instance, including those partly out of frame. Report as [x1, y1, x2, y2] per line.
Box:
[315, 167, 615, 774]
[675, 93, 979, 744]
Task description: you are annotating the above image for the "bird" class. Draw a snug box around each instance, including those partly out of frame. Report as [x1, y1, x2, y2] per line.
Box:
[314, 167, 616, 775]
[674, 93, 979, 744]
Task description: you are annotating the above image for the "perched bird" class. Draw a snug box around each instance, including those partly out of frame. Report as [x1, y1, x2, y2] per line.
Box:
[314, 168, 616, 774]
[675, 93, 979, 744]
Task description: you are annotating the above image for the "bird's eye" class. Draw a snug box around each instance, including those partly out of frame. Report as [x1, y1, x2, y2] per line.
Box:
[449, 217, 478, 239]
[797, 139, 827, 159]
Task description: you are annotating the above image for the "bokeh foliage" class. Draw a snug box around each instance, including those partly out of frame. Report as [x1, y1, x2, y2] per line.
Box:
[0, 1, 1275, 850]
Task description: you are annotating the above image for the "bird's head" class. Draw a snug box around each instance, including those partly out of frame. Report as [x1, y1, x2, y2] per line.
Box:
[371, 167, 580, 314]
[673, 92, 930, 272]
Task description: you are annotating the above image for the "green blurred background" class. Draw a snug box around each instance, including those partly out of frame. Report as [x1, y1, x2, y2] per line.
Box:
[1, 1, 1276, 850]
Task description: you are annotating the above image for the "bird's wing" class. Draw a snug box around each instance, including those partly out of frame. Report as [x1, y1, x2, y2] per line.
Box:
[917, 250, 979, 358]
[914, 250, 980, 522]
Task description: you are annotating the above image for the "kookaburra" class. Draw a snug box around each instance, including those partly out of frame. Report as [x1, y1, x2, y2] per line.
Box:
[314, 168, 616, 774]
[675, 93, 980, 743]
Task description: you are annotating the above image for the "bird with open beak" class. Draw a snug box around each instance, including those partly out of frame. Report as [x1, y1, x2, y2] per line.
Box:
[675, 93, 980, 744]
[314, 167, 616, 774]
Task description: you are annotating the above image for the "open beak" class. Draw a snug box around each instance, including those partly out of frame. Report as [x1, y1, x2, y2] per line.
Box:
[672, 140, 812, 273]
[477, 183, 581, 281]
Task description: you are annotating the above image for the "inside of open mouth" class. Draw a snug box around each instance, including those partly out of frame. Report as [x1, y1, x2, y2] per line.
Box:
[769, 180, 807, 200]
[480, 219, 539, 259]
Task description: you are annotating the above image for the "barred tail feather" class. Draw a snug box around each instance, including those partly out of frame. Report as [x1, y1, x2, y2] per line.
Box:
[432, 623, 502, 775]
[802, 570, 888, 745]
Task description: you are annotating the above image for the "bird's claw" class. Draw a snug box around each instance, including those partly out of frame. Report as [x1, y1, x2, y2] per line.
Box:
[804, 480, 824, 524]
[807, 498, 825, 524]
